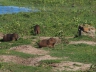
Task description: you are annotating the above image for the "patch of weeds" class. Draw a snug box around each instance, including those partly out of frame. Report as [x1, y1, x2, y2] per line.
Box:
[0, 49, 36, 58]
[9, 50, 36, 59]
[0, 62, 52, 72]
[0, 42, 11, 49]
[30, 36, 37, 39]
[11, 38, 31, 47]
[40, 60, 61, 64]
[70, 35, 94, 41]
[88, 64, 96, 72]
[0, 63, 2, 68]
[0, 38, 31, 49]
[38, 60, 61, 67]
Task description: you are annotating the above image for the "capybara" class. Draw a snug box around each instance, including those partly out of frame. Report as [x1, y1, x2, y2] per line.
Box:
[34, 25, 40, 35]
[47, 38, 56, 48]
[3, 33, 19, 42]
[38, 39, 48, 48]
[38, 38, 56, 48]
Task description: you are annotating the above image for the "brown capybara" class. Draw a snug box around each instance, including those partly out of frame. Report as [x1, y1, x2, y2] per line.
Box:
[38, 39, 48, 48]
[38, 38, 56, 48]
[3, 33, 19, 42]
[47, 38, 56, 48]
[34, 25, 40, 35]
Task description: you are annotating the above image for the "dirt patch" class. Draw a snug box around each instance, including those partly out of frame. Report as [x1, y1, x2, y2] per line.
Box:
[10, 45, 48, 55]
[0, 55, 91, 71]
[50, 61, 91, 71]
[0, 55, 59, 66]
[0, 36, 94, 72]
[69, 41, 96, 46]
[0, 55, 25, 64]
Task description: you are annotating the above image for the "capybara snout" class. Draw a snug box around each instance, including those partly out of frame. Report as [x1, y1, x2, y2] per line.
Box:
[34, 25, 40, 35]
[3, 33, 19, 42]
[38, 37, 56, 48]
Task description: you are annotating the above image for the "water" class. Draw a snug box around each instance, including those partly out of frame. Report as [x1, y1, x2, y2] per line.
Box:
[0, 6, 39, 14]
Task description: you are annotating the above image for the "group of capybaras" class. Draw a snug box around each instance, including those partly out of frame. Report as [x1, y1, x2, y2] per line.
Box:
[1, 24, 95, 48]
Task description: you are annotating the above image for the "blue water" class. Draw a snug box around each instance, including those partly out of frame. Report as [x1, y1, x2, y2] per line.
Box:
[0, 6, 39, 14]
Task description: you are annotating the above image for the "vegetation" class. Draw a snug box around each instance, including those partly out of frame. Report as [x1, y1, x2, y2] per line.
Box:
[0, 0, 96, 36]
[0, 0, 96, 72]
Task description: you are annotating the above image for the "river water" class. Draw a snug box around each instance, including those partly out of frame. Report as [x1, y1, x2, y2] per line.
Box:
[0, 6, 39, 14]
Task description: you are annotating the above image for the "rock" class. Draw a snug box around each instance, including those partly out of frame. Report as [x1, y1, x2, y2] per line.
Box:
[78, 24, 95, 38]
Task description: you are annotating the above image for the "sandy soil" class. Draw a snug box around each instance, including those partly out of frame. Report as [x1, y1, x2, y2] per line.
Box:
[51, 61, 91, 71]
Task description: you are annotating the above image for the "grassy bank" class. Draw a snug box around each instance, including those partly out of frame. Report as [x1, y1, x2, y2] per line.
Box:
[0, 0, 96, 37]
[0, 0, 96, 72]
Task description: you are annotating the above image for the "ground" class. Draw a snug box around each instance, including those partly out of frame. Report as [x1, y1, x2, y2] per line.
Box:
[0, 37, 95, 72]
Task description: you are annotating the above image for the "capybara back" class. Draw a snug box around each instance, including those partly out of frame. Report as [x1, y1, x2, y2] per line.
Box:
[38, 38, 56, 48]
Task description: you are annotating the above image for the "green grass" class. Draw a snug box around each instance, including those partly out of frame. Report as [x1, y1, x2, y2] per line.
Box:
[48, 44, 96, 64]
[0, 38, 31, 49]
[69, 35, 96, 41]
[0, 0, 96, 72]
[0, 0, 96, 37]
[0, 49, 36, 59]
[0, 62, 52, 72]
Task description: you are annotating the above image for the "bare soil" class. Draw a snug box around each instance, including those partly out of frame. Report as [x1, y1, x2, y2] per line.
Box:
[0, 55, 59, 66]
[69, 40, 96, 46]
[10, 45, 48, 55]
[51, 61, 91, 71]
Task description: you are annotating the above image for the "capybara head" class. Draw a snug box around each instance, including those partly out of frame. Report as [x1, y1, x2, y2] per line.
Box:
[47, 38, 56, 47]
[12, 33, 19, 41]
[34, 25, 40, 35]
[3, 33, 19, 42]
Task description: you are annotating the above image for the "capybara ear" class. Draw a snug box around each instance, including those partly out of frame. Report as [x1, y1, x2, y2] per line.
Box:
[34, 25, 40, 35]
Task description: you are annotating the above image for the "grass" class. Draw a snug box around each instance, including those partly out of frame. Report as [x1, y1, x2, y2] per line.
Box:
[0, 38, 31, 49]
[0, 49, 36, 59]
[0, 0, 96, 72]
[0, 62, 52, 72]
[43, 44, 96, 64]
[0, 0, 96, 37]
[69, 35, 96, 41]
